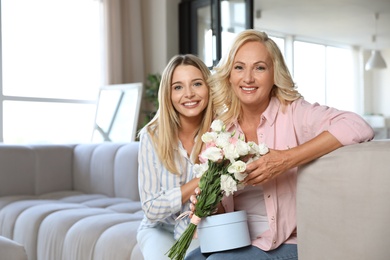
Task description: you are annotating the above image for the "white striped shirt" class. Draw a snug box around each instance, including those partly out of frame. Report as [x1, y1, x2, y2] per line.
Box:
[137, 129, 197, 239]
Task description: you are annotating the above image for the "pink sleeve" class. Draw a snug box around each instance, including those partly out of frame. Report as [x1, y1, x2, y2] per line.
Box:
[292, 98, 374, 145]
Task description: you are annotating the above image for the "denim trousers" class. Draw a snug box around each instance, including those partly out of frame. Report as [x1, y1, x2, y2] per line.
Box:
[185, 243, 298, 260]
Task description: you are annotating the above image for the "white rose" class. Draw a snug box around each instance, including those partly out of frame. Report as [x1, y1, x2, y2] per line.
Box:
[201, 146, 223, 162]
[234, 171, 248, 182]
[223, 143, 239, 163]
[235, 139, 250, 156]
[215, 132, 231, 148]
[210, 119, 224, 132]
[227, 160, 246, 175]
[201, 132, 217, 143]
[220, 174, 237, 197]
[193, 162, 209, 178]
[258, 143, 269, 155]
[247, 141, 260, 155]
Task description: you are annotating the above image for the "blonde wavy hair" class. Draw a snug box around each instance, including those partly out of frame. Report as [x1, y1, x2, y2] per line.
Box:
[209, 29, 301, 124]
[141, 54, 214, 175]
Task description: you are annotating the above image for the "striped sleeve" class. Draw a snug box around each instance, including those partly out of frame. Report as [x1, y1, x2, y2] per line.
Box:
[138, 131, 182, 222]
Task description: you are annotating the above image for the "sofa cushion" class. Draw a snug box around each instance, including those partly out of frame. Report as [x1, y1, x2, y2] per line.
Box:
[0, 142, 143, 260]
[62, 212, 142, 260]
[37, 208, 114, 260]
[13, 203, 87, 260]
[1, 196, 143, 260]
[72, 143, 140, 200]
[0, 145, 74, 197]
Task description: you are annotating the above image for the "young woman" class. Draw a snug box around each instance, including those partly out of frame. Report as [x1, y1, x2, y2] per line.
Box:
[186, 29, 374, 259]
[137, 54, 214, 260]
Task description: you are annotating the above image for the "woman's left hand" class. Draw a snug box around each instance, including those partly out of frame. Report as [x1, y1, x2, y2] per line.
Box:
[244, 149, 292, 186]
[244, 131, 344, 186]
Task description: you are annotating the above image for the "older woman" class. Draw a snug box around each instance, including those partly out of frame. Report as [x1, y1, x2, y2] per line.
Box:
[186, 29, 374, 260]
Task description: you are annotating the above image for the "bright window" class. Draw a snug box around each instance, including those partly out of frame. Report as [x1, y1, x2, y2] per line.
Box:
[294, 41, 326, 105]
[269, 36, 285, 57]
[1, 0, 103, 143]
[325, 46, 356, 111]
[293, 41, 357, 112]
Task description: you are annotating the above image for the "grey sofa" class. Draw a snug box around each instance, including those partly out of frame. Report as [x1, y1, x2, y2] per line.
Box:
[0, 142, 144, 260]
[1, 140, 389, 260]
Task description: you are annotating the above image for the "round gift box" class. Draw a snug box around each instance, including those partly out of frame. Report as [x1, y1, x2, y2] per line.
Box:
[197, 210, 251, 253]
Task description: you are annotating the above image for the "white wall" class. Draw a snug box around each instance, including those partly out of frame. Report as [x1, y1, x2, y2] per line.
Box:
[137, 0, 180, 129]
[142, 0, 180, 76]
[142, 1, 390, 120]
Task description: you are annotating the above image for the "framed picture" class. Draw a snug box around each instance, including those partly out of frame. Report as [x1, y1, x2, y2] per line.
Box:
[92, 83, 143, 142]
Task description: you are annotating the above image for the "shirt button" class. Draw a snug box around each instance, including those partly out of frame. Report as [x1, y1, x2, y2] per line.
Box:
[273, 240, 276, 244]
[267, 195, 271, 198]
[271, 216, 275, 221]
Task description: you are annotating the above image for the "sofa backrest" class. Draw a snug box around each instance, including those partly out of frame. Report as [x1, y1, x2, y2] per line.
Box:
[297, 140, 390, 260]
[0, 142, 140, 201]
[0, 144, 75, 196]
[73, 142, 140, 201]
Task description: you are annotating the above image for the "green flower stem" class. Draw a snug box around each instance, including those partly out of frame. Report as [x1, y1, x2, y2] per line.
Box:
[166, 223, 197, 260]
[195, 161, 224, 217]
[167, 161, 225, 259]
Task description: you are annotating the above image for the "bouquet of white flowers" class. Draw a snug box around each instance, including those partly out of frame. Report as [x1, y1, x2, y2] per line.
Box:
[167, 120, 269, 260]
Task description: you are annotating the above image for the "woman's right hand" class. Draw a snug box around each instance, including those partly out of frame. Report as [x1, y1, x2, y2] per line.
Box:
[188, 187, 200, 218]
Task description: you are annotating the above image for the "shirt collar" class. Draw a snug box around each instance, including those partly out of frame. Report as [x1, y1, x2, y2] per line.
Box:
[229, 96, 281, 130]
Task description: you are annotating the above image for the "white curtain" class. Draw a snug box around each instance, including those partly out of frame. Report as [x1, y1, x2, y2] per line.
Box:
[102, 0, 145, 85]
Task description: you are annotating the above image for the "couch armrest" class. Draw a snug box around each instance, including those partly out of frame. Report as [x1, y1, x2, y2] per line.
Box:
[0, 236, 28, 260]
[297, 140, 390, 260]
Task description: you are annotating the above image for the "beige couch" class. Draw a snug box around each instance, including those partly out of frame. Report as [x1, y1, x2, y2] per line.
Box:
[1, 140, 389, 260]
[297, 140, 390, 260]
[0, 143, 144, 260]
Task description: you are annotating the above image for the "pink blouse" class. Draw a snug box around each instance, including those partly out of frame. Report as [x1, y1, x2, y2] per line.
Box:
[221, 97, 374, 251]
